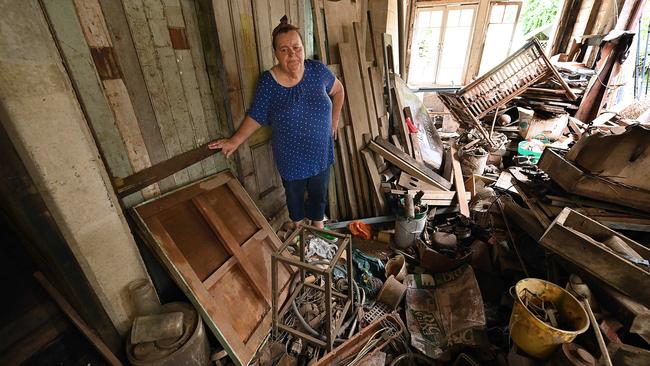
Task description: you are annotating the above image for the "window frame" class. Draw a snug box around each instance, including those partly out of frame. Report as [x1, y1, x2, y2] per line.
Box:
[407, 3, 478, 88]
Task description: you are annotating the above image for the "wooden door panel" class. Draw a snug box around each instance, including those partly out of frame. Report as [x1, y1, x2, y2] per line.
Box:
[199, 185, 259, 243]
[209, 262, 268, 343]
[156, 201, 231, 280]
[133, 171, 291, 365]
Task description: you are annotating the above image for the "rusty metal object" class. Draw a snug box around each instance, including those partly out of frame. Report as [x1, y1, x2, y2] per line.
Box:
[272, 225, 354, 351]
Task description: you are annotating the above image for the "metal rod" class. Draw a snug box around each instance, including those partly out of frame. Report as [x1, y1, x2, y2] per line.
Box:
[497, 197, 530, 277]
[584, 298, 613, 366]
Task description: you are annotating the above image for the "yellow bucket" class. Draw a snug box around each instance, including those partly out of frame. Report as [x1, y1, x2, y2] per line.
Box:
[509, 278, 589, 359]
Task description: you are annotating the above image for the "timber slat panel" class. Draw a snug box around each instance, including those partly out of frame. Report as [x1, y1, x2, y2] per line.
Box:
[99, 0, 176, 194]
[123, 0, 191, 186]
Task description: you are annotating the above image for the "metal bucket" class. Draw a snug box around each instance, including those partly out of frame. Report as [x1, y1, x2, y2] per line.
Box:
[394, 213, 427, 249]
[509, 278, 589, 359]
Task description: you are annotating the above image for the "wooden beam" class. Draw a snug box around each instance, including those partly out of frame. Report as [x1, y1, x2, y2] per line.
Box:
[369, 138, 451, 190]
[114, 143, 219, 197]
[450, 144, 469, 217]
[34, 272, 123, 366]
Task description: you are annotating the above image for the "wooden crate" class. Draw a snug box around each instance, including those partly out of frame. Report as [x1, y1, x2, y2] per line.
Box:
[540, 207, 650, 307]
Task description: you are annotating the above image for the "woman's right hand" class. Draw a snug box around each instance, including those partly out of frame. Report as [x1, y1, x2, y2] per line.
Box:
[208, 138, 240, 158]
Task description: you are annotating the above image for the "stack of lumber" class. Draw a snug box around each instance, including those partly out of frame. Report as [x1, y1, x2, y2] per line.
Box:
[515, 62, 593, 116]
[315, 0, 461, 220]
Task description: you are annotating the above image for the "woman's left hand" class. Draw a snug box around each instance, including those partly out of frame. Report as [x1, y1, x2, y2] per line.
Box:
[332, 125, 338, 140]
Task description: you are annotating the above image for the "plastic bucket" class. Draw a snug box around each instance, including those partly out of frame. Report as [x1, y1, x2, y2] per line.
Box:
[394, 213, 427, 249]
[509, 278, 589, 359]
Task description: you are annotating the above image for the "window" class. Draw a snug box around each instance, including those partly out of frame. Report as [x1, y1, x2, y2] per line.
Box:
[479, 2, 522, 74]
[408, 5, 476, 87]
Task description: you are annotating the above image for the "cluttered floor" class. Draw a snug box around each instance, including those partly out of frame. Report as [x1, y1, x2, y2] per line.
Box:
[243, 44, 650, 366]
[124, 16, 650, 366]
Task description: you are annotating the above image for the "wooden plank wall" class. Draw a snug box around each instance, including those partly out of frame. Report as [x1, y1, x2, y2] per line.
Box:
[209, 0, 304, 218]
[42, 0, 231, 208]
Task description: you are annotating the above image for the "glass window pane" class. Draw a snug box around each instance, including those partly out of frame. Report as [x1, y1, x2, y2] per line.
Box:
[460, 9, 474, 26]
[408, 10, 443, 85]
[490, 5, 504, 23]
[447, 9, 461, 27]
[479, 23, 515, 73]
[437, 8, 474, 85]
[504, 5, 518, 24]
[417, 10, 431, 28]
[430, 9, 443, 26]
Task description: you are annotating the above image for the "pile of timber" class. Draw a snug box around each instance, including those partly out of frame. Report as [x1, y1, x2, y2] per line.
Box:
[316, 0, 463, 221]
[515, 62, 593, 115]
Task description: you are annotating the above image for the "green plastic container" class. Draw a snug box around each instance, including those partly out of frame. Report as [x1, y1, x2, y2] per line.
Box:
[517, 137, 548, 164]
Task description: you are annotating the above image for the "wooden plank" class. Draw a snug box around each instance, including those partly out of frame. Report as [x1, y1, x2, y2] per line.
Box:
[340, 41, 373, 216]
[123, 0, 190, 186]
[336, 130, 359, 218]
[310, 0, 327, 62]
[540, 208, 650, 307]
[398, 172, 441, 191]
[34, 272, 123, 366]
[360, 149, 386, 214]
[450, 144, 470, 217]
[73, 0, 159, 199]
[103, 79, 159, 198]
[0, 317, 69, 366]
[332, 149, 348, 219]
[143, 0, 204, 182]
[345, 125, 369, 217]
[72, 0, 111, 47]
[114, 143, 218, 198]
[214, 0, 280, 214]
[252, 0, 274, 71]
[165, 1, 216, 176]
[324, 0, 357, 64]
[42, 0, 138, 201]
[327, 165, 339, 220]
[391, 74, 413, 156]
[180, 0, 225, 175]
[370, 138, 451, 190]
[369, 67, 388, 138]
[339, 42, 372, 143]
[353, 22, 379, 138]
[99, 0, 175, 194]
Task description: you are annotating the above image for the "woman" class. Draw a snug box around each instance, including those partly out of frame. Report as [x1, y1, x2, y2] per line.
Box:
[208, 16, 345, 230]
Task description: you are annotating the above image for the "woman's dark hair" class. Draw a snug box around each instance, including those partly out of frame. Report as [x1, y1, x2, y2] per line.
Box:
[272, 15, 302, 50]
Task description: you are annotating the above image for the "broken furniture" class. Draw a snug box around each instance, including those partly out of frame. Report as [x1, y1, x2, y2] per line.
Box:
[538, 148, 650, 213]
[540, 207, 650, 307]
[439, 39, 575, 146]
[271, 226, 353, 351]
[565, 124, 650, 192]
[132, 171, 292, 366]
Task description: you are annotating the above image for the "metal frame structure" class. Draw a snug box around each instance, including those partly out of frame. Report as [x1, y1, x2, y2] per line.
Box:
[271, 225, 354, 351]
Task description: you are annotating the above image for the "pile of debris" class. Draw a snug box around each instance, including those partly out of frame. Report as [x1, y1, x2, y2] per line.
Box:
[259, 32, 650, 366]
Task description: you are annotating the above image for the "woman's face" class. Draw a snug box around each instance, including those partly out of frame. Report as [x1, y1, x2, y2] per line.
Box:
[274, 31, 304, 73]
